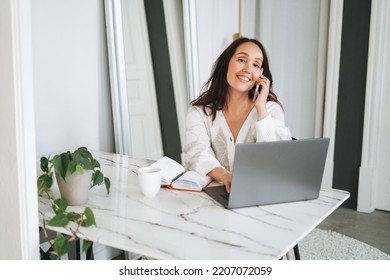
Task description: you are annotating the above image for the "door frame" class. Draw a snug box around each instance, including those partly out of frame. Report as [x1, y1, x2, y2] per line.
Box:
[104, 0, 132, 155]
[0, 0, 39, 259]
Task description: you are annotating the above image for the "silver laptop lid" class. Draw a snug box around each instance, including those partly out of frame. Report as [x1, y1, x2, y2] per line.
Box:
[228, 138, 330, 209]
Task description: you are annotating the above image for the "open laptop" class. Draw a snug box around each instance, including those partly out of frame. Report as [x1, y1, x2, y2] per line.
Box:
[203, 138, 330, 209]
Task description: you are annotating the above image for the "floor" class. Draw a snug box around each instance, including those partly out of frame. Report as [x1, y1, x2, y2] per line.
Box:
[316, 206, 390, 255]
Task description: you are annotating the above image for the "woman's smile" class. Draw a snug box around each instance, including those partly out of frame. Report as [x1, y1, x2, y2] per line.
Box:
[237, 74, 251, 83]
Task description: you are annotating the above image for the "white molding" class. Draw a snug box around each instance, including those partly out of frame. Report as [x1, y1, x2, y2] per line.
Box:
[183, 0, 200, 101]
[162, 0, 189, 150]
[0, 0, 39, 259]
[104, 0, 131, 155]
[322, 0, 344, 189]
[314, 0, 330, 137]
[357, 0, 389, 212]
[14, 0, 40, 259]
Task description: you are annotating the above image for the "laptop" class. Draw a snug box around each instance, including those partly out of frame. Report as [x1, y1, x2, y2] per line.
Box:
[203, 138, 330, 209]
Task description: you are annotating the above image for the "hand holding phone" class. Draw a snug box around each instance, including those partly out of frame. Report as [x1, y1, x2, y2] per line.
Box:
[252, 68, 263, 101]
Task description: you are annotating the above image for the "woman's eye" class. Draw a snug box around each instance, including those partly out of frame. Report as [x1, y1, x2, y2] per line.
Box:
[254, 64, 260, 69]
[238, 58, 246, 63]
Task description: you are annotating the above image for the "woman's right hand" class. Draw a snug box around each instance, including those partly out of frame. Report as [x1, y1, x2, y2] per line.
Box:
[207, 167, 232, 193]
[254, 71, 271, 120]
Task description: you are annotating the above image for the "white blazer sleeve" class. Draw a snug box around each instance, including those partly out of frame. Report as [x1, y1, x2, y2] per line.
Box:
[255, 102, 292, 142]
[183, 107, 223, 176]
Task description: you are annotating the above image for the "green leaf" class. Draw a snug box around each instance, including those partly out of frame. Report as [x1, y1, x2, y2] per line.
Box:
[104, 177, 111, 195]
[66, 212, 82, 222]
[84, 207, 96, 226]
[92, 170, 104, 187]
[40, 157, 49, 172]
[53, 153, 70, 181]
[82, 240, 93, 252]
[73, 153, 94, 170]
[53, 235, 70, 258]
[68, 161, 77, 174]
[37, 174, 53, 194]
[52, 198, 68, 214]
[92, 158, 101, 169]
[75, 164, 85, 174]
[77, 147, 93, 159]
[73, 147, 95, 170]
[47, 213, 70, 227]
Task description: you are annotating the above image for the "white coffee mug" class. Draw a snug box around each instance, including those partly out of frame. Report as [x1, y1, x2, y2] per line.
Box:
[138, 166, 161, 197]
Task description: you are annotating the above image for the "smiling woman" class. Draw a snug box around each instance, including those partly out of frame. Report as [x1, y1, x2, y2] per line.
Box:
[184, 38, 292, 192]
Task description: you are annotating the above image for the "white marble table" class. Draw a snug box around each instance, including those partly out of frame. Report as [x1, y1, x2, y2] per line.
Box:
[38, 151, 350, 260]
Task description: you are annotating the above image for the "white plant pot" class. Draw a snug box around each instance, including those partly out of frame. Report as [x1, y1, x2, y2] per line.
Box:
[56, 170, 93, 206]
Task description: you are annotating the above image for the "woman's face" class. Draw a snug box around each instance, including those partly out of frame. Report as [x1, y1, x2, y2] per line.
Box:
[226, 42, 264, 94]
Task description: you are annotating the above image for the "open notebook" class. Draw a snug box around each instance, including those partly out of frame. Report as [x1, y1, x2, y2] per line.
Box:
[149, 156, 212, 192]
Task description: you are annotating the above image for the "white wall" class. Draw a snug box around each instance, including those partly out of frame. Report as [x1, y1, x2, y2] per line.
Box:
[32, 0, 114, 158]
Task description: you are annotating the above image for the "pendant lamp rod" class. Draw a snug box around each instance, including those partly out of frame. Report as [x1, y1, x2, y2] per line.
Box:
[233, 0, 242, 40]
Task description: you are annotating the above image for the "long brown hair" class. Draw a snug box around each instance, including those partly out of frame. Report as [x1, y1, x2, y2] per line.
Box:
[191, 37, 281, 120]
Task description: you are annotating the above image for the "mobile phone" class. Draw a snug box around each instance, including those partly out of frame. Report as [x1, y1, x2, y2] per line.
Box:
[252, 68, 264, 101]
[253, 83, 260, 101]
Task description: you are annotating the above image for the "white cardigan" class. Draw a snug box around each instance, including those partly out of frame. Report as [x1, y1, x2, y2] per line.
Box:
[183, 101, 292, 176]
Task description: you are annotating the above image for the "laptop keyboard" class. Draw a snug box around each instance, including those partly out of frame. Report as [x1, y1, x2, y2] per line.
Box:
[220, 192, 230, 200]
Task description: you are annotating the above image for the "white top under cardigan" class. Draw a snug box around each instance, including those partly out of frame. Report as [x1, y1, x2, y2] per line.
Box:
[183, 101, 292, 176]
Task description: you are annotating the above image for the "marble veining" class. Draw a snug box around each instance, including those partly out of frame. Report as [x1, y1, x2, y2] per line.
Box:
[38, 151, 350, 259]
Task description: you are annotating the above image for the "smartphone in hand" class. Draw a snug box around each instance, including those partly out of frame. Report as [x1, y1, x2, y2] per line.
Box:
[252, 68, 263, 101]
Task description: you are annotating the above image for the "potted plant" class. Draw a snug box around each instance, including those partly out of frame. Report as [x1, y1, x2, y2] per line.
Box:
[37, 146, 111, 258]
[38, 146, 110, 205]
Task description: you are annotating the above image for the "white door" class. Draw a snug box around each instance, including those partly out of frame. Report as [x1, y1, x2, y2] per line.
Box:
[121, 0, 163, 160]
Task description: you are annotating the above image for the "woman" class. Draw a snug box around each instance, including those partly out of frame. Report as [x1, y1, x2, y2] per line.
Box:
[184, 37, 291, 192]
